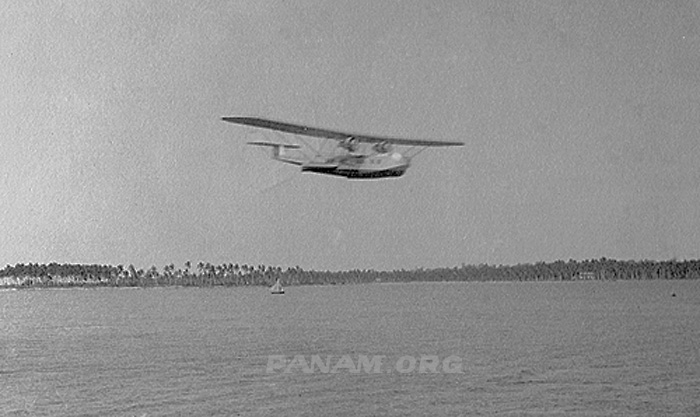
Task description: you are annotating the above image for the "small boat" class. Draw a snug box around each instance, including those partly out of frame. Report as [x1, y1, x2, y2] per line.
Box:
[270, 278, 284, 295]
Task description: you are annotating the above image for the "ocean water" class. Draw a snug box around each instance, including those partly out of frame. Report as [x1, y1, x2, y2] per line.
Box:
[1, 280, 700, 416]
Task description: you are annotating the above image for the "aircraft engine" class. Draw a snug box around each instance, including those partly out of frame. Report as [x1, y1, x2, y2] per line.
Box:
[339, 137, 359, 152]
[373, 142, 392, 154]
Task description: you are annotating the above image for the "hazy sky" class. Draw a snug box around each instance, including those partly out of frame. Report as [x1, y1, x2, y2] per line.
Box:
[1, 0, 699, 271]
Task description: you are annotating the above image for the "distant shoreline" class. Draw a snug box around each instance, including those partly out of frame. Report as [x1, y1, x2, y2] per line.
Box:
[2, 259, 699, 289]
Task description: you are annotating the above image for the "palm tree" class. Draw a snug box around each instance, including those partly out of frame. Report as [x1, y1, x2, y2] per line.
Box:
[163, 264, 174, 286]
[196, 262, 205, 285]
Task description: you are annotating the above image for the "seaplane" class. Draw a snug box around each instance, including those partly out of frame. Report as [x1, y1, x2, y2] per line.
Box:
[221, 117, 464, 179]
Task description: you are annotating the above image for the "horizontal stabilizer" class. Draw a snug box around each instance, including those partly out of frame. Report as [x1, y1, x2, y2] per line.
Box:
[247, 141, 301, 149]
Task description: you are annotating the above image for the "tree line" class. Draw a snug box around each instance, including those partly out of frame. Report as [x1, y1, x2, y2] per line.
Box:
[1, 258, 699, 288]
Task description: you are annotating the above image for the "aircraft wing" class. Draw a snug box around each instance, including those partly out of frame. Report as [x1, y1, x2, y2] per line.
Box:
[247, 141, 301, 149]
[221, 116, 464, 147]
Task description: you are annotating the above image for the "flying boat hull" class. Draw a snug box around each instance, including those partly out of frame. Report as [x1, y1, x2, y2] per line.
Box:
[301, 164, 408, 179]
